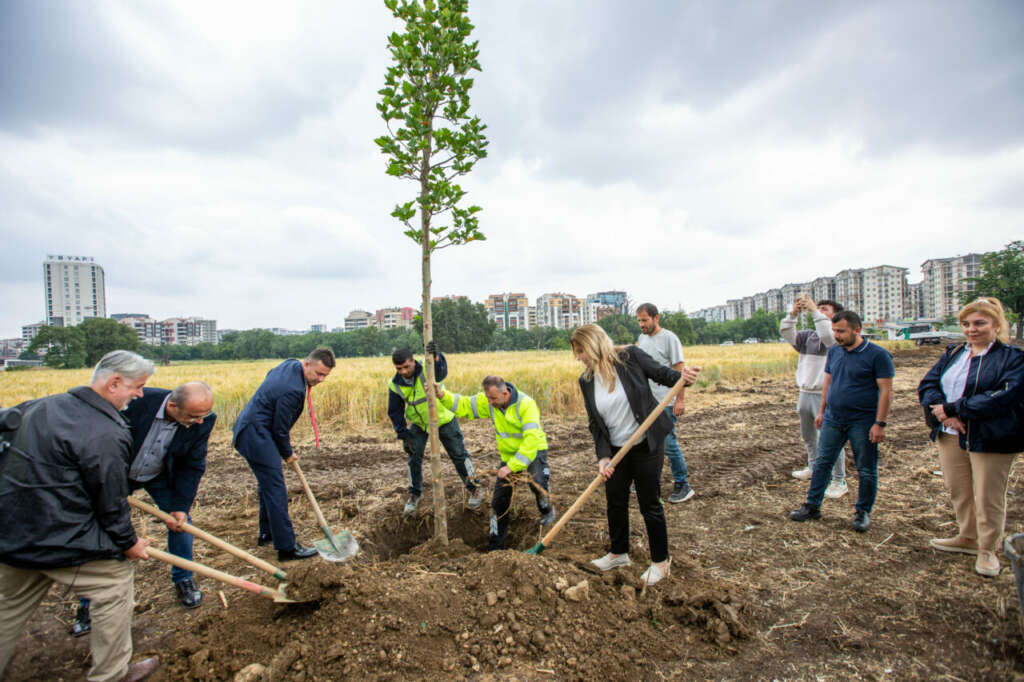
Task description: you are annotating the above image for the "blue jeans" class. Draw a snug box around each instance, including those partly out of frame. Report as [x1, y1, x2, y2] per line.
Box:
[806, 419, 878, 513]
[405, 420, 478, 497]
[141, 476, 195, 583]
[662, 407, 689, 486]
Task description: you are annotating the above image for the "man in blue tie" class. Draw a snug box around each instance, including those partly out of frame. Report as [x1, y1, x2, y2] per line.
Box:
[233, 348, 335, 561]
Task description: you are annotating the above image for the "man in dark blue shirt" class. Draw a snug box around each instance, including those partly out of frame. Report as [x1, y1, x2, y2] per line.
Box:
[234, 348, 335, 561]
[789, 311, 894, 532]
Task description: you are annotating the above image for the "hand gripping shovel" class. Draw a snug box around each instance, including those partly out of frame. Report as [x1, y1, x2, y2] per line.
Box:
[145, 548, 306, 604]
[526, 373, 692, 555]
[290, 459, 359, 562]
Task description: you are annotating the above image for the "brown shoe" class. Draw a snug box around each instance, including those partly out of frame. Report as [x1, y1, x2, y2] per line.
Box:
[929, 536, 978, 555]
[975, 550, 1000, 578]
[122, 657, 159, 682]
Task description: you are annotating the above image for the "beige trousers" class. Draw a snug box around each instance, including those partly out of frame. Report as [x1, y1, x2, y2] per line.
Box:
[936, 432, 1018, 552]
[0, 559, 135, 682]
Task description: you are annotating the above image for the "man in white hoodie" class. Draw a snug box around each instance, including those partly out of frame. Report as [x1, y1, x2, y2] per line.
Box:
[780, 294, 848, 499]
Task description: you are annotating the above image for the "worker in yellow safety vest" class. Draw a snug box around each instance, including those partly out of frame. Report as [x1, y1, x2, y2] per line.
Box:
[437, 375, 555, 550]
[387, 343, 482, 515]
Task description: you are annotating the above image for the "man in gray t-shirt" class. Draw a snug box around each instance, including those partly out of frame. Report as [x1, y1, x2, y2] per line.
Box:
[636, 303, 694, 503]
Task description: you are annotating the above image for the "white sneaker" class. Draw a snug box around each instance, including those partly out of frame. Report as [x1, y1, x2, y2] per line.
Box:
[824, 481, 848, 499]
[590, 553, 631, 571]
[639, 559, 671, 585]
[791, 467, 813, 480]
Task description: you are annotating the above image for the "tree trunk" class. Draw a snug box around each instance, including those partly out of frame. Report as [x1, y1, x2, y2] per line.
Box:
[420, 133, 448, 544]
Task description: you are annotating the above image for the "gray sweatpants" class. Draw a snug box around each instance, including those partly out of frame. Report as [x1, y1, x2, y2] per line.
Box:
[797, 390, 845, 482]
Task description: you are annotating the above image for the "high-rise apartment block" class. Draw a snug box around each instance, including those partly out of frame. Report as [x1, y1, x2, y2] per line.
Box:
[486, 292, 532, 330]
[376, 307, 415, 330]
[43, 255, 106, 327]
[590, 290, 629, 315]
[536, 293, 583, 329]
[861, 265, 908, 324]
[116, 315, 217, 346]
[920, 254, 982, 319]
[344, 310, 374, 331]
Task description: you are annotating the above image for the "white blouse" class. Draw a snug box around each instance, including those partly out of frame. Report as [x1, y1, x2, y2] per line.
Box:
[594, 372, 640, 447]
[939, 342, 993, 435]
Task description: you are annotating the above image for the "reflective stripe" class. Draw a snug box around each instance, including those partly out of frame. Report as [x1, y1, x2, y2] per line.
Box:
[408, 397, 427, 406]
[513, 452, 532, 467]
[521, 422, 540, 431]
[469, 395, 480, 419]
[497, 431, 523, 440]
[451, 395, 462, 412]
[488, 405, 494, 419]
[514, 400, 522, 422]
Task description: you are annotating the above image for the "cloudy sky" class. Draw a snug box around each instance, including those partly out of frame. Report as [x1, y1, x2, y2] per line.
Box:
[2, 1, 1022, 337]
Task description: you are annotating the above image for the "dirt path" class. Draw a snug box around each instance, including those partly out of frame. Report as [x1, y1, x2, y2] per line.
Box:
[6, 346, 1023, 680]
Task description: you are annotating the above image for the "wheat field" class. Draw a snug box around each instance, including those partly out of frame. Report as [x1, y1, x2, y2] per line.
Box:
[0, 342, 913, 433]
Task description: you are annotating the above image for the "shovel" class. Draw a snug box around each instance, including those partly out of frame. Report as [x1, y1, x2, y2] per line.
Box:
[526, 373, 692, 555]
[290, 459, 359, 562]
[128, 496, 288, 581]
[145, 547, 306, 603]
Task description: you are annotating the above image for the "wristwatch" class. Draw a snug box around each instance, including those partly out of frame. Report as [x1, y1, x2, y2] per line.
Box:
[874, 421, 887, 428]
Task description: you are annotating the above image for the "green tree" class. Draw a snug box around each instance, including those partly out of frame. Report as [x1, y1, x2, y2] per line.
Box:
[28, 326, 87, 369]
[660, 311, 696, 345]
[78, 317, 140, 366]
[415, 298, 494, 352]
[963, 241, 1024, 340]
[377, 0, 489, 542]
[597, 314, 641, 345]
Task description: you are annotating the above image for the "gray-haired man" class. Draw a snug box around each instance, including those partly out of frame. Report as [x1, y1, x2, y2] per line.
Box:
[0, 350, 160, 682]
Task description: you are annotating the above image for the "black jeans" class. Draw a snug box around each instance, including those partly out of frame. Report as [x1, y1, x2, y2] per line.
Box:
[489, 450, 551, 551]
[405, 420, 479, 496]
[604, 440, 668, 562]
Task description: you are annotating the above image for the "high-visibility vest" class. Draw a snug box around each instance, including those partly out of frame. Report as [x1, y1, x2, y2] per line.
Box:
[388, 373, 455, 431]
[441, 388, 548, 473]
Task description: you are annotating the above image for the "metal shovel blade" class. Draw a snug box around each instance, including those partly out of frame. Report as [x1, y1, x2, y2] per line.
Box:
[314, 529, 359, 562]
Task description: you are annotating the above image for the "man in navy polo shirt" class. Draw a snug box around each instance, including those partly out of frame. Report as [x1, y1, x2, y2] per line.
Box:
[789, 310, 894, 532]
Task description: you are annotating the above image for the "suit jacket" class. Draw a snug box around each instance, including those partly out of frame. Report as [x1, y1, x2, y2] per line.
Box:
[124, 387, 217, 512]
[232, 358, 306, 459]
[579, 346, 682, 461]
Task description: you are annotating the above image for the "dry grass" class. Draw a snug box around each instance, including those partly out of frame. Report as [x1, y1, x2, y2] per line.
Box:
[0, 341, 915, 432]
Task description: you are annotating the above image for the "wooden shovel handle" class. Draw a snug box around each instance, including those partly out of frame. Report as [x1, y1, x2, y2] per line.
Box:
[128, 496, 286, 580]
[538, 374, 689, 549]
[145, 547, 283, 601]
[289, 459, 331, 531]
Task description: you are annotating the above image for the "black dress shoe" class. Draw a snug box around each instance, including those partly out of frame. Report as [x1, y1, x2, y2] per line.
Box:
[278, 543, 318, 561]
[174, 578, 203, 609]
[70, 601, 91, 637]
[851, 510, 871, 533]
[257, 533, 273, 547]
[788, 503, 822, 522]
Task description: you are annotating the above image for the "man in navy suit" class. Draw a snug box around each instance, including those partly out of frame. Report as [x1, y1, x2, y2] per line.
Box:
[71, 381, 215, 636]
[233, 348, 335, 561]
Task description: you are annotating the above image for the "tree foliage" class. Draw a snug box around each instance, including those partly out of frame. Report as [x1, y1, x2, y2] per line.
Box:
[413, 298, 494, 352]
[963, 240, 1024, 339]
[597, 314, 641, 345]
[27, 325, 87, 369]
[79, 317, 140, 366]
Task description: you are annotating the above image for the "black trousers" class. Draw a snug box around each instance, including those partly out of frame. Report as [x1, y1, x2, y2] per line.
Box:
[604, 440, 668, 562]
[489, 450, 551, 551]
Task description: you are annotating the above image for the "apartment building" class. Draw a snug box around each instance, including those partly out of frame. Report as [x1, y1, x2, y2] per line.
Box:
[920, 253, 982, 319]
[834, 269, 864, 314]
[809, 276, 837, 304]
[376, 307, 416, 330]
[485, 292, 532, 330]
[117, 315, 217, 346]
[43, 255, 106, 327]
[906, 281, 924, 320]
[589, 290, 629, 315]
[21, 322, 44, 344]
[344, 310, 374, 331]
[536, 293, 582, 329]
[861, 265, 908, 324]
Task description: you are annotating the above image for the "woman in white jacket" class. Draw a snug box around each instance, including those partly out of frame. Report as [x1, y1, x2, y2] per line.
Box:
[780, 293, 848, 499]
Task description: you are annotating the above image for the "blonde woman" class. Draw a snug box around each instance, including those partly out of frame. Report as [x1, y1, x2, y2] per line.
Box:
[570, 324, 698, 585]
[918, 297, 1024, 577]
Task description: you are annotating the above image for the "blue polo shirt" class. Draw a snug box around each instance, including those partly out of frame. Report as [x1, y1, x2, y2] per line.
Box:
[823, 339, 894, 425]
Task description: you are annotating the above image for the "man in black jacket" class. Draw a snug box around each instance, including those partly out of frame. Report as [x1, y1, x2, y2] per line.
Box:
[0, 350, 160, 682]
[71, 382, 216, 636]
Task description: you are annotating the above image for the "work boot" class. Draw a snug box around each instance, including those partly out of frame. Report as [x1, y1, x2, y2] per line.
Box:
[70, 600, 91, 638]
[174, 578, 203, 609]
[975, 550, 1000, 577]
[851, 510, 871, 533]
[257, 532, 272, 547]
[539, 504, 556, 526]
[122, 657, 160, 682]
[403, 494, 421, 516]
[668, 482, 695, 503]
[278, 543, 318, 561]
[466, 488, 483, 510]
[788, 503, 821, 522]
[929, 536, 979, 555]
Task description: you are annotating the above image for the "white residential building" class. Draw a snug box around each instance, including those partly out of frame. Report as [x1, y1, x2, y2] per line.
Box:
[344, 310, 374, 331]
[43, 255, 106, 327]
[861, 265, 908, 324]
[920, 253, 983, 319]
